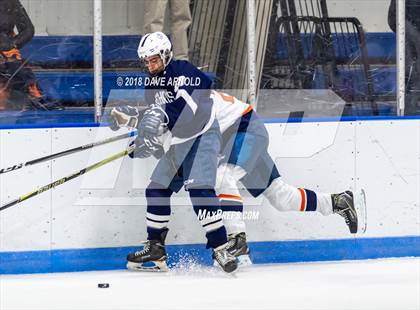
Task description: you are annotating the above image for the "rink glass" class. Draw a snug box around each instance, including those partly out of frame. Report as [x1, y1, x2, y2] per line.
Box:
[0, 0, 411, 127]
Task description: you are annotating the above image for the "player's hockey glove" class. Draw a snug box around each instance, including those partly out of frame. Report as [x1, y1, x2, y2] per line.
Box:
[138, 105, 169, 139]
[128, 135, 164, 159]
[109, 105, 140, 131]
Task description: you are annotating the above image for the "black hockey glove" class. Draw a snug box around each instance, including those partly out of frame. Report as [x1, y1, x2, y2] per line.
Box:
[109, 105, 140, 131]
[128, 136, 164, 159]
[138, 105, 169, 139]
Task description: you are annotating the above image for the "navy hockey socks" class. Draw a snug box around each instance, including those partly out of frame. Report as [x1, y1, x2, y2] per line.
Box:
[189, 188, 228, 249]
[146, 183, 173, 241]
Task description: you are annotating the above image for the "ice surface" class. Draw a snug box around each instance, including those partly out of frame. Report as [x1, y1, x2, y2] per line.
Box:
[0, 258, 419, 310]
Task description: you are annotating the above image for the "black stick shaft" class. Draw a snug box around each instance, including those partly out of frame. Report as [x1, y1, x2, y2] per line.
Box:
[0, 131, 136, 175]
[0, 147, 134, 212]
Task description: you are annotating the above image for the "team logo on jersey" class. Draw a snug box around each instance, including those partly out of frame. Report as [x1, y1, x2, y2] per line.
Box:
[154, 91, 175, 105]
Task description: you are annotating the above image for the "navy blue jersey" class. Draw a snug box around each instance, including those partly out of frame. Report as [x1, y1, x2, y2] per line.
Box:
[144, 60, 214, 141]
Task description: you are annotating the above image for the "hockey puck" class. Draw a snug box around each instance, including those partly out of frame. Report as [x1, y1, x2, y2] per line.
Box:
[98, 283, 109, 288]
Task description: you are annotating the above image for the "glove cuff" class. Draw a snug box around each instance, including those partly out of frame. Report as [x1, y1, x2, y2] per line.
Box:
[127, 116, 138, 128]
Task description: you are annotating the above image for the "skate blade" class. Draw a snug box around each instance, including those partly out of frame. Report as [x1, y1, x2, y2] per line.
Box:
[237, 254, 253, 267]
[213, 254, 253, 268]
[126, 260, 168, 272]
[355, 189, 367, 234]
[212, 260, 238, 274]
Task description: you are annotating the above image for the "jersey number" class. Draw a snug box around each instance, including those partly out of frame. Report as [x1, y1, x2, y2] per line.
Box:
[217, 91, 235, 104]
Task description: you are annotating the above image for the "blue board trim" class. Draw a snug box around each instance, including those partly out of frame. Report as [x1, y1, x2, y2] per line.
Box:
[0, 236, 418, 274]
[0, 122, 100, 130]
[263, 115, 420, 124]
[1, 114, 419, 130]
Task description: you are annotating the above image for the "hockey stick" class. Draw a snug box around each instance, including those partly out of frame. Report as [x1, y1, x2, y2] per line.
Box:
[0, 145, 135, 212]
[0, 131, 137, 175]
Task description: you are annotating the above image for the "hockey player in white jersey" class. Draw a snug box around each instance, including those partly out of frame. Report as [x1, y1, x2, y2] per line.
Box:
[209, 91, 365, 264]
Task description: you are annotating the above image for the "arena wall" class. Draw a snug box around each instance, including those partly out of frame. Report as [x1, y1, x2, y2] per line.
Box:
[0, 118, 418, 274]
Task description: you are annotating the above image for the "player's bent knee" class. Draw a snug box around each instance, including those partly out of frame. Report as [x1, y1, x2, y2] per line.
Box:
[216, 163, 246, 190]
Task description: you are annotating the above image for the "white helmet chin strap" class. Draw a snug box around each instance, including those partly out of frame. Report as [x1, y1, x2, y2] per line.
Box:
[161, 50, 173, 68]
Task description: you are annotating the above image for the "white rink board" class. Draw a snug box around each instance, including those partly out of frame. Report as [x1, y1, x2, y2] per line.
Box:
[0, 119, 419, 252]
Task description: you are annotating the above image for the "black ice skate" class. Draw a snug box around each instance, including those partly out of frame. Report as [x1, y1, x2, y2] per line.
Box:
[126, 230, 168, 272]
[332, 191, 358, 234]
[213, 242, 238, 273]
[226, 232, 252, 266]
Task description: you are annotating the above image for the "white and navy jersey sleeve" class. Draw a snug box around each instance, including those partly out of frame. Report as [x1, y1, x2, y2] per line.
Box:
[144, 60, 215, 142]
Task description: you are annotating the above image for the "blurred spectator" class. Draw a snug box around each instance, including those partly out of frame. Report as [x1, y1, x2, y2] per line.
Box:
[0, 0, 46, 110]
[388, 0, 420, 115]
[0, 77, 9, 111]
[143, 0, 191, 61]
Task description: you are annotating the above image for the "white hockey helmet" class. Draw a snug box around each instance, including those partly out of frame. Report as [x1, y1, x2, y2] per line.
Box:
[137, 32, 173, 67]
